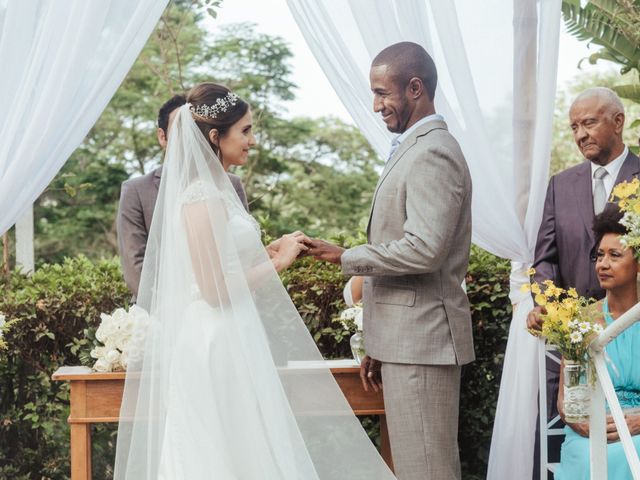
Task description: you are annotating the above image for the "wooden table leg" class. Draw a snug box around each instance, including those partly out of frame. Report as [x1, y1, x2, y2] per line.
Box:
[70, 423, 92, 480]
[380, 415, 394, 473]
[69, 380, 92, 480]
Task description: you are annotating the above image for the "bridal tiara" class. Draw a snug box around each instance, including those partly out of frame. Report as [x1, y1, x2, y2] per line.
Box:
[189, 92, 240, 119]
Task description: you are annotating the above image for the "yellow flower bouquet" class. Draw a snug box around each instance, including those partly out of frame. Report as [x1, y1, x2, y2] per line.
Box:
[522, 271, 603, 363]
[523, 271, 603, 421]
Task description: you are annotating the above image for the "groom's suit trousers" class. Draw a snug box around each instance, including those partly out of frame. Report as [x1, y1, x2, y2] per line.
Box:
[382, 363, 462, 480]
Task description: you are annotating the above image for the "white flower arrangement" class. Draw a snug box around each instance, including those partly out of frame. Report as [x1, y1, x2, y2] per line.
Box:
[336, 304, 363, 332]
[91, 305, 150, 372]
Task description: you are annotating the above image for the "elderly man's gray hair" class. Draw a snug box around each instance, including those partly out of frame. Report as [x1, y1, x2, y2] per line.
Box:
[571, 87, 625, 115]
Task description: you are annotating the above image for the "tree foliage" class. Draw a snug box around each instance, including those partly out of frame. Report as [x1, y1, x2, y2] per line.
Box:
[562, 0, 640, 153]
[562, 0, 640, 74]
[33, 3, 381, 264]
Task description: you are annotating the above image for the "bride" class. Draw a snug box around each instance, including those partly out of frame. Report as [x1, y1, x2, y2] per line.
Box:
[113, 82, 396, 479]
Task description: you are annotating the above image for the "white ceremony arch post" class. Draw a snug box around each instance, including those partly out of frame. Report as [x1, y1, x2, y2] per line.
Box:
[15, 207, 34, 274]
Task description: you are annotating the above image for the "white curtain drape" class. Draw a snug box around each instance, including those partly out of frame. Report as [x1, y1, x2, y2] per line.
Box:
[286, 1, 560, 478]
[0, 0, 168, 236]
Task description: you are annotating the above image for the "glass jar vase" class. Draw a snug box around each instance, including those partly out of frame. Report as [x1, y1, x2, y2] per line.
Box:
[563, 360, 590, 423]
[350, 332, 365, 365]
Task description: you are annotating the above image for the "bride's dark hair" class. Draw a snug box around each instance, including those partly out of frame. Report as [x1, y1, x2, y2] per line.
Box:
[187, 82, 249, 162]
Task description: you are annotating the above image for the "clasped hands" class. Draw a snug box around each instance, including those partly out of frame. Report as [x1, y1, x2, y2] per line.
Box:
[567, 413, 640, 443]
[268, 232, 345, 265]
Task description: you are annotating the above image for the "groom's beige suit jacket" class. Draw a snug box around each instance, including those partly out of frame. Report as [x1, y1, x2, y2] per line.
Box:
[342, 119, 474, 366]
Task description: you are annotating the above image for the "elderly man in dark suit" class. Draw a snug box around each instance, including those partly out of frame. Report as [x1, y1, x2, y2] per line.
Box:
[528, 87, 639, 475]
[117, 94, 249, 298]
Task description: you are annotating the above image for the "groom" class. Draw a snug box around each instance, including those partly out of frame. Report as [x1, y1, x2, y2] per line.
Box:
[308, 42, 474, 479]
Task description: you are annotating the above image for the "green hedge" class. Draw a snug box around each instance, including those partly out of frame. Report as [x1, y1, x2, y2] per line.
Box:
[0, 246, 511, 479]
[0, 256, 130, 479]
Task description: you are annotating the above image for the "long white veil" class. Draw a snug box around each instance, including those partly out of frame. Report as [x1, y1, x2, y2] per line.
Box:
[113, 103, 395, 479]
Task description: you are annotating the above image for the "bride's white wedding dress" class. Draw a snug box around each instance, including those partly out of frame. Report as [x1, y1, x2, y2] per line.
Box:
[113, 104, 396, 480]
[158, 184, 283, 479]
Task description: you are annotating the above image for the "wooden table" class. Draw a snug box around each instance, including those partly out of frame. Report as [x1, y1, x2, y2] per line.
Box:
[53, 360, 393, 479]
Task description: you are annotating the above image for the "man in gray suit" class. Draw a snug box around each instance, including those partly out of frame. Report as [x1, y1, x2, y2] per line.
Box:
[527, 87, 638, 476]
[117, 94, 249, 298]
[308, 42, 474, 480]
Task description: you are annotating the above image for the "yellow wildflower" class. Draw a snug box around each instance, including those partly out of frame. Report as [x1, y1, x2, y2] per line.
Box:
[558, 308, 571, 326]
[612, 179, 639, 200]
[546, 286, 561, 298]
[535, 294, 547, 306]
[567, 288, 578, 298]
[545, 304, 558, 319]
[520, 283, 531, 293]
[531, 283, 541, 295]
[526, 267, 536, 276]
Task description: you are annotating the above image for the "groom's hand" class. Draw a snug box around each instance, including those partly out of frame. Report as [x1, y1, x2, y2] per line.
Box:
[307, 239, 345, 265]
[360, 355, 382, 393]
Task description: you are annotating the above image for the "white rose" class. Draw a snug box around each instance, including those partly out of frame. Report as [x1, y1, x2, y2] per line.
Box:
[115, 335, 131, 352]
[90, 346, 106, 359]
[103, 338, 119, 351]
[93, 358, 112, 373]
[95, 313, 116, 343]
[105, 349, 120, 364]
[111, 308, 128, 323]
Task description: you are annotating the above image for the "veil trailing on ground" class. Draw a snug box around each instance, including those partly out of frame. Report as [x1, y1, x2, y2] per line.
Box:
[113, 104, 395, 479]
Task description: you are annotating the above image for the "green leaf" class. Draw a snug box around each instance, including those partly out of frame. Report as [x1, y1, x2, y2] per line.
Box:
[562, 1, 640, 71]
[63, 183, 77, 198]
[612, 84, 640, 103]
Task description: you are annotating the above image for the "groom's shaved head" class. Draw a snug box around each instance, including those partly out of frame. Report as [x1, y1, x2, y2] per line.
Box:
[372, 42, 437, 101]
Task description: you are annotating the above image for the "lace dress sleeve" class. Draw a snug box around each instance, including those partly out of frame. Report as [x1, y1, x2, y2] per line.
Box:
[181, 181, 230, 307]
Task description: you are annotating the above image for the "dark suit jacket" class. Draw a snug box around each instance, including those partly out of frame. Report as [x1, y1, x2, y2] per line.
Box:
[533, 151, 640, 299]
[116, 166, 249, 298]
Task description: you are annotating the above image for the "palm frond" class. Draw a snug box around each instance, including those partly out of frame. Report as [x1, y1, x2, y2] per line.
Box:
[562, 1, 640, 71]
[612, 84, 640, 103]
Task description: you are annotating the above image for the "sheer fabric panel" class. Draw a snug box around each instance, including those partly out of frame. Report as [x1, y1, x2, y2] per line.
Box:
[0, 0, 168, 235]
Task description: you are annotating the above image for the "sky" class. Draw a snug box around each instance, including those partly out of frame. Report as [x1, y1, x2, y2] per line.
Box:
[206, 0, 616, 124]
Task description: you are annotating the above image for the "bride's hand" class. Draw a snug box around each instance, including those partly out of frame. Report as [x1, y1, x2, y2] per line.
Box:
[271, 232, 310, 272]
[266, 231, 307, 258]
